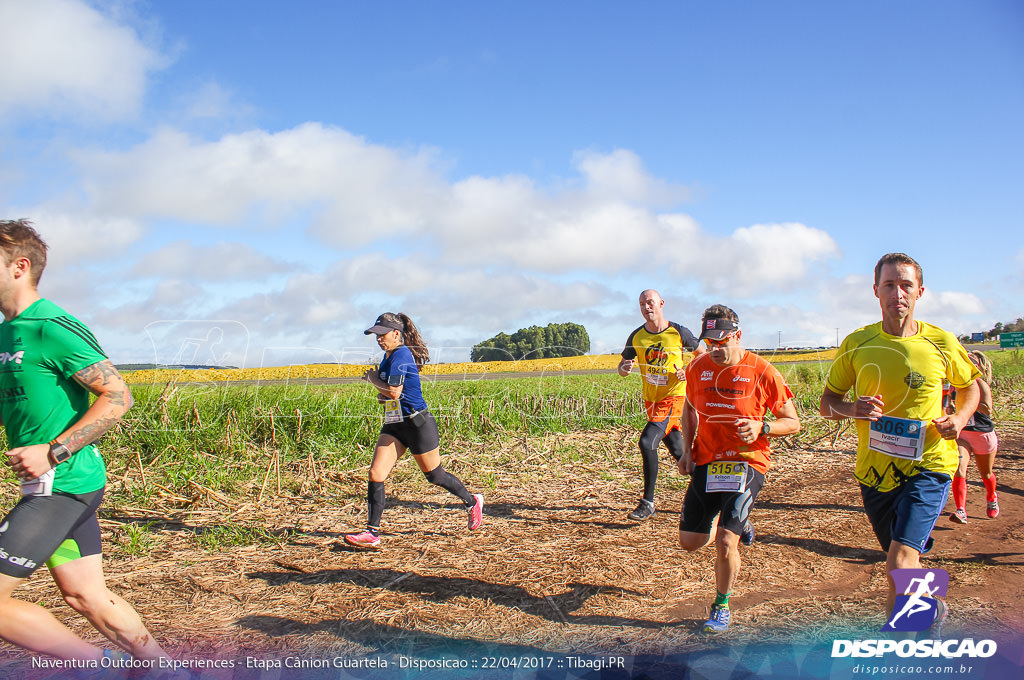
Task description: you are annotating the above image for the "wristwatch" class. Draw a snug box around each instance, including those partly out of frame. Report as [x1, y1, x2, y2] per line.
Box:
[761, 421, 771, 438]
[49, 440, 72, 465]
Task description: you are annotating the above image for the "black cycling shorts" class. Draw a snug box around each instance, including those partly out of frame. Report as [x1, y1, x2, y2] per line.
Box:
[379, 410, 441, 455]
[679, 464, 764, 536]
[0, 488, 105, 579]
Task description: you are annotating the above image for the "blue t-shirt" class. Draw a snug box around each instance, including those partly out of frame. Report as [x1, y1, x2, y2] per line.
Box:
[378, 345, 428, 415]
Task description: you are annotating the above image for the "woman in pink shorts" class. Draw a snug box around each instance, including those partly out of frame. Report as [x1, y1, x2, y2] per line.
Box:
[949, 350, 999, 523]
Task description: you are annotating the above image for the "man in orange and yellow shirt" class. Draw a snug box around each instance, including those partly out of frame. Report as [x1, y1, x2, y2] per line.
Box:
[618, 289, 702, 520]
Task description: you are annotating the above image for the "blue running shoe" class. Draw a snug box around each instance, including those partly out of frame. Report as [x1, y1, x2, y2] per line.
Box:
[740, 521, 755, 546]
[703, 604, 731, 633]
[927, 598, 948, 638]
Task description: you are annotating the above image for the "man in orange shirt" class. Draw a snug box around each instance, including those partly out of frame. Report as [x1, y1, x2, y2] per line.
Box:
[678, 304, 800, 633]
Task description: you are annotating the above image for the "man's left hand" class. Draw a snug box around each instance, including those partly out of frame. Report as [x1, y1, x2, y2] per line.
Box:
[5, 444, 53, 482]
[734, 418, 763, 444]
[932, 415, 965, 441]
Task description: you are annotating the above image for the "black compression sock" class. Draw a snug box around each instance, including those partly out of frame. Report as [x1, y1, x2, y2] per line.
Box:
[368, 480, 386, 529]
[424, 465, 474, 505]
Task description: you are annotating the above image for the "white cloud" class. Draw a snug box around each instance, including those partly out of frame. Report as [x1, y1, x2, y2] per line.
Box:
[279, 253, 617, 333]
[89, 279, 208, 330]
[83, 250, 622, 362]
[77, 124, 446, 233]
[432, 151, 695, 272]
[178, 82, 251, 122]
[915, 289, 988, 336]
[51, 123, 854, 363]
[71, 124, 839, 294]
[573, 148, 691, 206]
[30, 211, 144, 265]
[128, 240, 296, 280]
[0, 0, 165, 120]
[675, 222, 840, 296]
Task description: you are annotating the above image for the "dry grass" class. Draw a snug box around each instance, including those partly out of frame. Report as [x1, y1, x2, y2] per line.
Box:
[2, 423, 1020, 670]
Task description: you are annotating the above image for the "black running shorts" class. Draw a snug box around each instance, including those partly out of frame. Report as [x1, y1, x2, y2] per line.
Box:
[679, 464, 764, 536]
[0, 488, 105, 578]
[379, 410, 441, 455]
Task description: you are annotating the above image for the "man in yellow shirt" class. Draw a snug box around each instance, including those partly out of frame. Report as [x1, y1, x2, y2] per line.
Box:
[618, 290, 703, 520]
[820, 253, 979, 624]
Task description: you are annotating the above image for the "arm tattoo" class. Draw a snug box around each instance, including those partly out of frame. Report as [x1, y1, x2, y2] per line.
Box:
[74, 360, 122, 390]
[64, 360, 133, 451]
[63, 416, 122, 453]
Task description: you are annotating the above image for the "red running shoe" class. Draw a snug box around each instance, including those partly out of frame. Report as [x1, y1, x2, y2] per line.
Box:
[468, 494, 484, 530]
[344, 530, 381, 549]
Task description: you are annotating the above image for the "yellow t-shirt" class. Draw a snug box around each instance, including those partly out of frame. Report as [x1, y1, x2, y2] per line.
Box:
[825, 320, 980, 492]
[621, 322, 700, 403]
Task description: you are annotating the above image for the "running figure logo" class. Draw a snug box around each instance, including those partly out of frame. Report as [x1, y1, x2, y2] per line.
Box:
[644, 342, 668, 368]
[881, 568, 949, 632]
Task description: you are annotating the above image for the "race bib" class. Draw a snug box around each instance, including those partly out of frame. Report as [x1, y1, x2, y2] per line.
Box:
[20, 469, 55, 497]
[868, 415, 927, 461]
[706, 461, 748, 493]
[383, 399, 404, 424]
[644, 372, 668, 387]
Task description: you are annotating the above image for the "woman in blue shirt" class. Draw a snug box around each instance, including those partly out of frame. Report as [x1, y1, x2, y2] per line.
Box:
[344, 312, 484, 549]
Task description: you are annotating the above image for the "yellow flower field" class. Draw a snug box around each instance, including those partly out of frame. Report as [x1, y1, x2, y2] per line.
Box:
[752, 348, 838, 363]
[121, 354, 623, 384]
[121, 349, 836, 385]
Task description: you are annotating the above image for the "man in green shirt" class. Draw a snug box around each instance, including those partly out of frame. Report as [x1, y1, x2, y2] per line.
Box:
[0, 219, 171, 663]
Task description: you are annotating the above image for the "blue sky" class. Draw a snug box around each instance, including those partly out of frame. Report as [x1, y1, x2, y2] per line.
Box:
[1, 0, 1022, 366]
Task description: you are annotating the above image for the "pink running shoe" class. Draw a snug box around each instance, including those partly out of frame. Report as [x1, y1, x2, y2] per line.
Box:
[949, 508, 967, 524]
[468, 494, 484, 530]
[987, 495, 999, 519]
[344, 530, 381, 549]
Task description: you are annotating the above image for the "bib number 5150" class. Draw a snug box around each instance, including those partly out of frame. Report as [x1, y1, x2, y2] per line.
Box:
[706, 461, 747, 493]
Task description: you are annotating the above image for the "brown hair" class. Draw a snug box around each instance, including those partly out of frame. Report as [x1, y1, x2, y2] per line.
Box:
[874, 252, 923, 286]
[702, 303, 739, 326]
[0, 219, 48, 286]
[968, 350, 992, 383]
[377, 312, 429, 367]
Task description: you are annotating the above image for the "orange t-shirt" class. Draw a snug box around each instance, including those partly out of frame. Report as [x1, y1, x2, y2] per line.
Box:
[684, 351, 794, 474]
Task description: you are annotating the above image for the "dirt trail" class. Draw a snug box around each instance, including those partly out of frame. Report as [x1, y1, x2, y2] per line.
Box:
[2, 427, 1021, 670]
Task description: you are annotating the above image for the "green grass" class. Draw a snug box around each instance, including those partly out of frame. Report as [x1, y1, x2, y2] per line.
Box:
[190, 523, 289, 551]
[90, 367, 839, 500]
[1, 350, 1018, 511]
[110, 520, 158, 557]
[988, 348, 1024, 378]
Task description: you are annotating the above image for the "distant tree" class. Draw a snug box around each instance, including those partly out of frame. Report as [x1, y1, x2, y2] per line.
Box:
[470, 332, 514, 363]
[982, 317, 1024, 340]
[471, 322, 590, 362]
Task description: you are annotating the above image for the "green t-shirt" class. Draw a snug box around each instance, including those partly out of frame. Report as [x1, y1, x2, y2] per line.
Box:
[0, 299, 108, 494]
